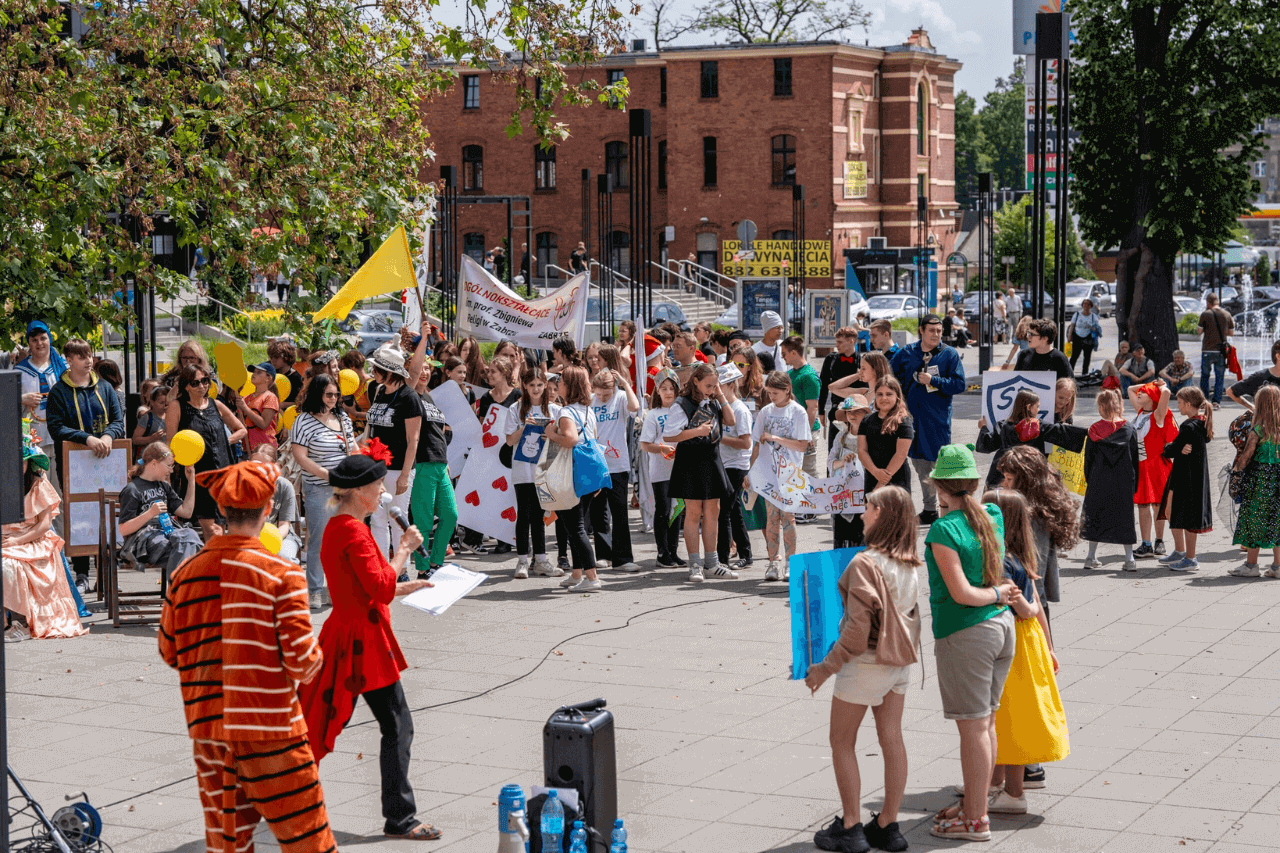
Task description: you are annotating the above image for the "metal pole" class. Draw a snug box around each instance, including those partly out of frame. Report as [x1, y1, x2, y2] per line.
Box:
[1053, 35, 1070, 340]
[1034, 55, 1049, 319]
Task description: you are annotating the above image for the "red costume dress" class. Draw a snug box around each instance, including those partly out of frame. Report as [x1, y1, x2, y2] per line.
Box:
[300, 513, 408, 760]
[1133, 409, 1178, 504]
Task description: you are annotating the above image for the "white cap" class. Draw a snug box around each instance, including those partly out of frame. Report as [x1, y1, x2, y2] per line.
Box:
[761, 311, 783, 331]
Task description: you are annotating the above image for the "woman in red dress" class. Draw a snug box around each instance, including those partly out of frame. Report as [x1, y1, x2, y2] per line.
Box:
[1129, 381, 1178, 558]
[298, 446, 440, 841]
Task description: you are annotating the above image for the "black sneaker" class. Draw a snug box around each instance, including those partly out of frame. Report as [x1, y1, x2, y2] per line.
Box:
[1023, 764, 1046, 789]
[493, 542, 512, 555]
[815, 817, 870, 853]
[557, 556, 571, 571]
[655, 556, 679, 568]
[1153, 539, 1166, 556]
[1134, 542, 1155, 558]
[733, 557, 754, 570]
[671, 556, 687, 567]
[863, 813, 908, 852]
[918, 510, 938, 526]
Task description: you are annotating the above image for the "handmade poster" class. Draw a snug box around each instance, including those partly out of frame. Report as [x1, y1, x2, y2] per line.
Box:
[512, 422, 547, 464]
[457, 255, 589, 347]
[1048, 444, 1087, 496]
[453, 403, 516, 544]
[980, 371, 1057, 429]
[789, 546, 864, 679]
[431, 380, 483, 476]
[747, 442, 865, 515]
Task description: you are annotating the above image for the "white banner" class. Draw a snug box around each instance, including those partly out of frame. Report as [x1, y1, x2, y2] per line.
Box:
[458, 255, 589, 347]
[748, 443, 865, 515]
[980, 371, 1057, 429]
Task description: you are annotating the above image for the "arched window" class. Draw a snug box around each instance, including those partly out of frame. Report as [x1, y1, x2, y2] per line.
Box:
[772, 229, 795, 240]
[605, 141, 628, 189]
[917, 83, 927, 156]
[536, 232, 558, 277]
[463, 232, 486, 262]
[463, 144, 483, 190]
[771, 134, 796, 185]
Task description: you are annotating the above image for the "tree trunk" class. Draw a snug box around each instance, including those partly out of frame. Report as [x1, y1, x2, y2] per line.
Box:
[1115, 239, 1179, 368]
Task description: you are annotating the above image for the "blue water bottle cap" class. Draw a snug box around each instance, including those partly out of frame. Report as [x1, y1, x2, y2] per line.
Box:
[614, 819, 623, 828]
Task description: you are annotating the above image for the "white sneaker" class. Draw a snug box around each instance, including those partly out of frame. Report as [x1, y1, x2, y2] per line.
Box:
[1122, 560, 1138, 572]
[594, 560, 612, 569]
[987, 790, 1028, 814]
[309, 590, 323, 611]
[764, 561, 780, 581]
[614, 562, 642, 573]
[571, 577, 603, 593]
[560, 574, 579, 588]
[514, 556, 530, 579]
[953, 782, 1003, 797]
[1083, 558, 1102, 569]
[705, 558, 738, 579]
[1264, 566, 1280, 579]
[1230, 563, 1262, 577]
[533, 556, 564, 577]
[687, 555, 704, 583]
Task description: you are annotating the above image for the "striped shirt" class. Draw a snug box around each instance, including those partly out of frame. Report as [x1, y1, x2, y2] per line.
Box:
[159, 534, 321, 741]
[290, 412, 354, 486]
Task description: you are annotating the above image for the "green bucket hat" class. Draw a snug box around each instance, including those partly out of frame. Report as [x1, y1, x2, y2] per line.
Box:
[929, 443, 979, 480]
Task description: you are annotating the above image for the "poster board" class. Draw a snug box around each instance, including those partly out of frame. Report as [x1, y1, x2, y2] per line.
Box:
[805, 290, 850, 348]
[60, 439, 131, 555]
[736, 277, 787, 335]
[980, 371, 1057, 429]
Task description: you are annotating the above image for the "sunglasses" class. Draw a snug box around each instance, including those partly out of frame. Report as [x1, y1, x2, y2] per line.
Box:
[323, 391, 340, 399]
[189, 377, 212, 386]
[732, 361, 748, 368]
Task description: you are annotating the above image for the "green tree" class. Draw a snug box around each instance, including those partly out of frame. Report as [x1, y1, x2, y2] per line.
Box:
[1071, 0, 1280, 365]
[977, 59, 1026, 195]
[0, 0, 631, 347]
[688, 0, 869, 42]
[993, 196, 1086, 296]
[954, 90, 990, 209]
[1258, 253, 1273, 287]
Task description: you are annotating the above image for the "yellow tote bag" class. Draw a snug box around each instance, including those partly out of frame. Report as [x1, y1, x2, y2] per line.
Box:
[995, 617, 1070, 765]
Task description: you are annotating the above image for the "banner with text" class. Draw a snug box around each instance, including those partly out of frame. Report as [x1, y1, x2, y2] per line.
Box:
[458, 255, 589, 347]
[722, 240, 832, 278]
[748, 443, 865, 515]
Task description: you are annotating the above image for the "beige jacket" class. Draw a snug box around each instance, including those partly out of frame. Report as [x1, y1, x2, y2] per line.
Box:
[813, 550, 922, 676]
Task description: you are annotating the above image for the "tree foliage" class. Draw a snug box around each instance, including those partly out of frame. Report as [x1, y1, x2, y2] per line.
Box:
[954, 59, 1025, 208]
[953, 91, 990, 210]
[0, 0, 632, 348]
[992, 196, 1087, 291]
[688, 0, 869, 43]
[1071, 0, 1280, 362]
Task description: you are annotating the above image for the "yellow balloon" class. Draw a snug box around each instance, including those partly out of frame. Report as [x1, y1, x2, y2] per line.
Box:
[274, 373, 290, 399]
[170, 429, 206, 467]
[208, 378, 219, 397]
[259, 521, 283, 554]
[241, 378, 255, 397]
[279, 405, 299, 430]
[339, 369, 360, 397]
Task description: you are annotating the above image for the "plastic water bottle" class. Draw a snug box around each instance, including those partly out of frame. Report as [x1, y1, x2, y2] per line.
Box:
[158, 511, 174, 536]
[540, 789, 564, 853]
[568, 819, 588, 853]
[610, 818, 627, 853]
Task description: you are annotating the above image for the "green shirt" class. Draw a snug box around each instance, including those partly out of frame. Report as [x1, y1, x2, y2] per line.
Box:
[924, 503, 1007, 639]
[788, 363, 821, 431]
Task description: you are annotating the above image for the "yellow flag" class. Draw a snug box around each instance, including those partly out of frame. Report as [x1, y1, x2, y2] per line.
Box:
[313, 226, 415, 321]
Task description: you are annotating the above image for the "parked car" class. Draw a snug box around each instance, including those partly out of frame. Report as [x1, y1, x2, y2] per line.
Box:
[585, 297, 689, 334]
[712, 294, 870, 330]
[1220, 287, 1280, 316]
[1173, 296, 1201, 323]
[340, 309, 402, 355]
[1235, 301, 1280, 338]
[1062, 280, 1113, 317]
[865, 294, 924, 321]
[963, 290, 1056, 319]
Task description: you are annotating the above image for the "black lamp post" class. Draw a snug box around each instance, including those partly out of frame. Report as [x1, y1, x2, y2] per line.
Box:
[791, 184, 805, 333]
[597, 175, 615, 340]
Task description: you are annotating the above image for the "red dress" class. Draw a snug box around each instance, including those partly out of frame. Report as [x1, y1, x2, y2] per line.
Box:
[298, 513, 408, 761]
[1133, 409, 1178, 504]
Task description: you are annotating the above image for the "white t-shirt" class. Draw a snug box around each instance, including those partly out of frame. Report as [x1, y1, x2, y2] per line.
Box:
[752, 339, 783, 368]
[639, 406, 676, 482]
[719, 399, 753, 471]
[506, 402, 560, 485]
[752, 399, 810, 468]
[590, 391, 631, 474]
[560, 402, 596, 444]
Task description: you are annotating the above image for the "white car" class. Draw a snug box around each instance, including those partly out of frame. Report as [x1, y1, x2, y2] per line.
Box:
[1173, 296, 1201, 323]
[865, 294, 924, 321]
[712, 294, 869, 329]
[1062, 280, 1113, 318]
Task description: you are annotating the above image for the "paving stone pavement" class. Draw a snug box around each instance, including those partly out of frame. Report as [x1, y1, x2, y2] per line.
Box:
[9, 338, 1280, 853]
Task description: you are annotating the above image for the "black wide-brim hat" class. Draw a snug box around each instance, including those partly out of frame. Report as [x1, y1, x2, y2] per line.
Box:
[328, 454, 387, 488]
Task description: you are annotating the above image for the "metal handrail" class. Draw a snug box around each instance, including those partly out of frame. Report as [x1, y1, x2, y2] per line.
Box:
[650, 260, 732, 306]
[589, 260, 633, 289]
[667, 257, 738, 292]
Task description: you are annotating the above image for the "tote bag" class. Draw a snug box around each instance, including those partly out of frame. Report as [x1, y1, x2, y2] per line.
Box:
[534, 440, 578, 510]
[566, 408, 611, 497]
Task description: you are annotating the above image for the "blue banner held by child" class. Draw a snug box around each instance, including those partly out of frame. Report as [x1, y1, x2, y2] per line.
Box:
[788, 547, 864, 680]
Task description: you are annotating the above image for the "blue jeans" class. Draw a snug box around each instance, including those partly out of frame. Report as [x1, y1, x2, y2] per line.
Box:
[302, 478, 336, 593]
[1168, 379, 1192, 394]
[1200, 351, 1226, 403]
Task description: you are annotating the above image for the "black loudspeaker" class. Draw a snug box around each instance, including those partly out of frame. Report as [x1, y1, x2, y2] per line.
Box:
[978, 172, 992, 194]
[917, 195, 928, 222]
[597, 174, 613, 195]
[543, 700, 616, 850]
[440, 164, 457, 187]
[0, 372, 24, 524]
[1035, 12, 1070, 61]
[628, 109, 650, 139]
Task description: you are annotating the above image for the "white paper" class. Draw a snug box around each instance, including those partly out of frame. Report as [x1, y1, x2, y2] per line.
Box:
[531, 786, 581, 813]
[980, 371, 1057, 428]
[400, 563, 486, 615]
[431, 380, 483, 476]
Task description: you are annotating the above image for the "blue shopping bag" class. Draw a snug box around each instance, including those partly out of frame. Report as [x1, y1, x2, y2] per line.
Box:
[788, 547, 863, 680]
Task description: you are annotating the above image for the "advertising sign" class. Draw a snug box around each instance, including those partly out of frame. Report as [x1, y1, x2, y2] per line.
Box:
[842, 161, 868, 199]
[722, 240, 832, 278]
[736, 277, 787, 333]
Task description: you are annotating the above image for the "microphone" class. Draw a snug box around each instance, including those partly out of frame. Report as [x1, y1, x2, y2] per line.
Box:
[380, 493, 430, 561]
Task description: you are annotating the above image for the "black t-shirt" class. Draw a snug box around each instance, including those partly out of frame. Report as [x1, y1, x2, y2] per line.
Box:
[477, 388, 521, 423]
[282, 368, 303, 404]
[119, 476, 181, 530]
[858, 412, 915, 488]
[1015, 347, 1074, 380]
[1231, 368, 1280, 402]
[416, 391, 449, 465]
[366, 383, 422, 470]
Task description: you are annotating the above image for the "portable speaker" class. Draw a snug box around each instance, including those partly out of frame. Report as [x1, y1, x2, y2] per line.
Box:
[0, 372, 23, 525]
[543, 700, 616, 850]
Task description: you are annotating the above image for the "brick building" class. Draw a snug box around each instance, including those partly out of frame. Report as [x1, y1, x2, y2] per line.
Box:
[423, 28, 961, 293]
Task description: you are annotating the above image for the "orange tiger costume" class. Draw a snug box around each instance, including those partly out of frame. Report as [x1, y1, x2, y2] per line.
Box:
[159, 460, 337, 853]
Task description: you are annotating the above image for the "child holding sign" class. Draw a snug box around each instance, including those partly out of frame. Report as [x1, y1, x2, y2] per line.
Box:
[506, 366, 562, 579]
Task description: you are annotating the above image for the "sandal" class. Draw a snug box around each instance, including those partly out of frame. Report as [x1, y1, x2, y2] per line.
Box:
[385, 823, 442, 841]
[931, 811, 990, 842]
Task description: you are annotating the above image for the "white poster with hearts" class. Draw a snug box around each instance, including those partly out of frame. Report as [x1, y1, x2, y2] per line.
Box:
[454, 402, 517, 544]
[431, 380, 484, 477]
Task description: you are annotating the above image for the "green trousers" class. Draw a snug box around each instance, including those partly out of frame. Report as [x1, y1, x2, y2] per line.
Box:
[410, 461, 457, 572]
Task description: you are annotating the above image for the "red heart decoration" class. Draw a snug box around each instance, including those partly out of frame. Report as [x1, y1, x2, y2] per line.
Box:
[501, 506, 517, 522]
[492, 476, 508, 491]
[465, 490, 480, 506]
[482, 433, 499, 449]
